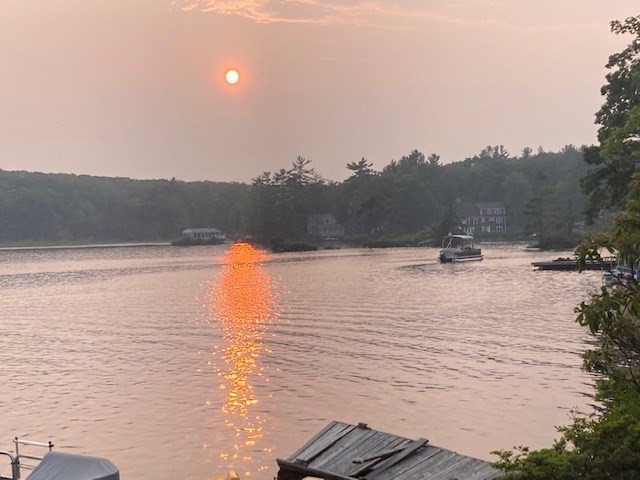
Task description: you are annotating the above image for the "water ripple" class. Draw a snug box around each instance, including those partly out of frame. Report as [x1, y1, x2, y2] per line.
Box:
[0, 244, 600, 479]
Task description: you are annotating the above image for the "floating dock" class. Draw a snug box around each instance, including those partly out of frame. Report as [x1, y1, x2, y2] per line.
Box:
[277, 421, 500, 480]
[532, 256, 617, 271]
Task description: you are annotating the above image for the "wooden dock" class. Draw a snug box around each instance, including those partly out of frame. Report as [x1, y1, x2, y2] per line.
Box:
[532, 256, 617, 271]
[276, 421, 501, 480]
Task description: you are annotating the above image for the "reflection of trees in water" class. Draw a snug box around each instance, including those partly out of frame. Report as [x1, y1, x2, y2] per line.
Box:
[210, 243, 277, 477]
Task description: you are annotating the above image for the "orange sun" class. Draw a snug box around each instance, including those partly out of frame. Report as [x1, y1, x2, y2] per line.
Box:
[225, 69, 240, 85]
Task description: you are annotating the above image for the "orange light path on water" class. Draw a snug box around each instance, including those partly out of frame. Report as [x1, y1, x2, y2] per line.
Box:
[209, 243, 277, 478]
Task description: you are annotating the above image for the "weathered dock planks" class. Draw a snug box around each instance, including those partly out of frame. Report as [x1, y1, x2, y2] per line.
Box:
[276, 421, 501, 480]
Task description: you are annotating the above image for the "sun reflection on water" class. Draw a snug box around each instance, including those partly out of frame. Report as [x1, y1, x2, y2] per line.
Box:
[209, 243, 277, 478]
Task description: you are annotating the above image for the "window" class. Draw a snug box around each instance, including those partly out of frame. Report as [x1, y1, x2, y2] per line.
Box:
[497, 226, 503, 232]
[473, 218, 478, 225]
[497, 217, 503, 224]
[486, 226, 491, 232]
[487, 208, 493, 214]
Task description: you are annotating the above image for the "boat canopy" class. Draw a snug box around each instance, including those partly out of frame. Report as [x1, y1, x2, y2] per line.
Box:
[441, 234, 475, 249]
[27, 452, 119, 480]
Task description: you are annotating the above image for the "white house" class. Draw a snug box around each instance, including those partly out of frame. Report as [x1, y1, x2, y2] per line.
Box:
[181, 228, 226, 241]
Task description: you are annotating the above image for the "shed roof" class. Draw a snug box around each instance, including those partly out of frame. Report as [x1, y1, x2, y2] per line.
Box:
[182, 228, 222, 234]
[277, 421, 501, 480]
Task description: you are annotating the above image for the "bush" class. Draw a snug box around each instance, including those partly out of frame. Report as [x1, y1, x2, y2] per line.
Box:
[345, 230, 433, 248]
[538, 233, 583, 250]
[269, 237, 318, 253]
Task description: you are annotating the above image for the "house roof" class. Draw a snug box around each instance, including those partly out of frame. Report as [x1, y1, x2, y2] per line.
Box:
[457, 202, 506, 218]
[182, 228, 222, 234]
[277, 421, 500, 480]
[308, 213, 337, 223]
[475, 202, 505, 210]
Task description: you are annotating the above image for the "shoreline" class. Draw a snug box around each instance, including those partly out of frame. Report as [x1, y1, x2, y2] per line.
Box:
[0, 242, 172, 252]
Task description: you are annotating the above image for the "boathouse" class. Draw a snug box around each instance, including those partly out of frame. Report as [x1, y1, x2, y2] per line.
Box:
[277, 421, 501, 480]
[181, 227, 226, 241]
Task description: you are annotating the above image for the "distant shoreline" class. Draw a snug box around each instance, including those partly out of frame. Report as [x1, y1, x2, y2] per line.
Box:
[0, 242, 172, 252]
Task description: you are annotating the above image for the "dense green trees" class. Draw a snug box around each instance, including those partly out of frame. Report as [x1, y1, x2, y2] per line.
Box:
[243, 146, 589, 243]
[246, 156, 334, 239]
[0, 143, 591, 244]
[0, 172, 249, 243]
[582, 16, 640, 222]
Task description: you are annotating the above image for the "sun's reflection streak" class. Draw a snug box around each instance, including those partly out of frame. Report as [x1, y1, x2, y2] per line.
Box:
[208, 243, 278, 477]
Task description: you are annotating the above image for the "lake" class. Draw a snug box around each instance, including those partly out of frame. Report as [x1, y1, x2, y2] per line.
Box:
[0, 243, 601, 479]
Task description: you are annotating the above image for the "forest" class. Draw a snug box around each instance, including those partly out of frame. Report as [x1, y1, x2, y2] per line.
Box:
[0, 144, 594, 246]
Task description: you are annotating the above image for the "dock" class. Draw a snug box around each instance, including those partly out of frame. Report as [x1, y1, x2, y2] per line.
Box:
[276, 421, 500, 480]
[532, 256, 617, 271]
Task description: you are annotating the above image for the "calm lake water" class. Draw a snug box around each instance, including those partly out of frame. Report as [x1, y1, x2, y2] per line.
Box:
[0, 243, 601, 479]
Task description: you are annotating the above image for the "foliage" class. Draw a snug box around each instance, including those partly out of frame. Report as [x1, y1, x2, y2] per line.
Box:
[537, 233, 582, 250]
[359, 230, 433, 248]
[0, 147, 592, 245]
[247, 156, 330, 240]
[269, 237, 318, 253]
[434, 203, 462, 240]
[244, 146, 589, 242]
[581, 16, 640, 222]
[0, 172, 248, 243]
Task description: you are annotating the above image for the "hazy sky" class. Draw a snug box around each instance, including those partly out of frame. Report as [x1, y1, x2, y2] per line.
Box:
[1, 1, 638, 182]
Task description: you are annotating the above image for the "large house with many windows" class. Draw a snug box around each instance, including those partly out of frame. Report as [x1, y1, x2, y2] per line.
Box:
[457, 202, 507, 235]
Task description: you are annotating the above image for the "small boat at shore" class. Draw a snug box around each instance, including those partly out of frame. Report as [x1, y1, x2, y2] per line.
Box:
[438, 234, 483, 263]
[603, 265, 637, 286]
[0, 439, 119, 480]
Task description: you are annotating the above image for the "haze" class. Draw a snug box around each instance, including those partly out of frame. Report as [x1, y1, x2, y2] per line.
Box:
[1, 1, 638, 182]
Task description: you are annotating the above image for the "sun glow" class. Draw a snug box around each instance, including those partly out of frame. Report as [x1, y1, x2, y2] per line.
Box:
[225, 69, 240, 85]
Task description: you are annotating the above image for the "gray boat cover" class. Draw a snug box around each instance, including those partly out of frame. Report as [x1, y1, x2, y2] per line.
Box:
[27, 452, 119, 480]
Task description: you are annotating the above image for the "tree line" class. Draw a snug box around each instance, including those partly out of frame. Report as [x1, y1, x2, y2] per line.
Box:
[0, 172, 248, 243]
[0, 144, 592, 244]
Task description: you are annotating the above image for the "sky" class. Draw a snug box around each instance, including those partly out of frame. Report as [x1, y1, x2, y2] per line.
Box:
[1, 1, 639, 183]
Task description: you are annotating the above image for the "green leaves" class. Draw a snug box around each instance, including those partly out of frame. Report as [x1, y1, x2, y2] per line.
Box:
[583, 15, 640, 222]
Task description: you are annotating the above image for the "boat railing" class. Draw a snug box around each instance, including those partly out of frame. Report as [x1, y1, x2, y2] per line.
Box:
[0, 439, 53, 479]
[0, 450, 18, 480]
